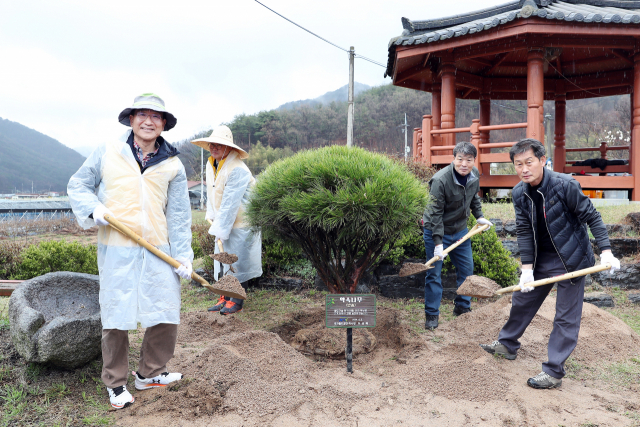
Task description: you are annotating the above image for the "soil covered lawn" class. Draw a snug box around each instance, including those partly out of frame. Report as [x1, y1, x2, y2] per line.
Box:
[1, 283, 639, 427]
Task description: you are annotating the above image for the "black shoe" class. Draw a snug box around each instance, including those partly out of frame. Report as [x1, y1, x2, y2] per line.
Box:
[479, 340, 517, 360]
[220, 299, 243, 315]
[527, 371, 562, 389]
[425, 315, 439, 330]
[208, 295, 229, 312]
[453, 305, 471, 316]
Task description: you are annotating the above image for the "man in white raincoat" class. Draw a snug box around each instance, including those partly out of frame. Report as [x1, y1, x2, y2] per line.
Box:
[191, 125, 262, 315]
[68, 93, 193, 410]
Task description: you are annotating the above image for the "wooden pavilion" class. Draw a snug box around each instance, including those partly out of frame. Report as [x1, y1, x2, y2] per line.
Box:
[385, 0, 640, 201]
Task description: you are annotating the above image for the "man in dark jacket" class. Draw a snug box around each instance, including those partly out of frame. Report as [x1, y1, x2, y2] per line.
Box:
[480, 138, 620, 389]
[422, 141, 493, 330]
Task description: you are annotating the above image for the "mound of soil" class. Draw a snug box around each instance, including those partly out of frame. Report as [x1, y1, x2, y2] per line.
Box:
[116, 296, 640, 426]
[457, 275, 501, 298]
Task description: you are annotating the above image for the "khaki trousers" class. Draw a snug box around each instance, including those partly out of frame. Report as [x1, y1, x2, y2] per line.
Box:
[101, 323, 178, 388]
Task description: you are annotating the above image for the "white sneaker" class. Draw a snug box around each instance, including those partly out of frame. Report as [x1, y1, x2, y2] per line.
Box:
[107, 385, 134, 409]
[133, 370, 183, 390]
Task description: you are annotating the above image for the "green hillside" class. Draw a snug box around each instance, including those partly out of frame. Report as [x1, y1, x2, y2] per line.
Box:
[177, 83, 630, 179]
[0, 118, 86, 194]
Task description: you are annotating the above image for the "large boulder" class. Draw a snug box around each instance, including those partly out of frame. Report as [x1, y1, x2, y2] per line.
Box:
[9, 272, 101, 369]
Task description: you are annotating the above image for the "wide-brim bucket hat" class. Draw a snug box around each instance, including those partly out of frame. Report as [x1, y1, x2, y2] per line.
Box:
[118, 93, 177, 131]
[191, 125, 248, 159]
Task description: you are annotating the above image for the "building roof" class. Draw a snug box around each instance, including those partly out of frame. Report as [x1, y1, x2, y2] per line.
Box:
[0, 200, 71, 211]
[386, 0, 640, 77]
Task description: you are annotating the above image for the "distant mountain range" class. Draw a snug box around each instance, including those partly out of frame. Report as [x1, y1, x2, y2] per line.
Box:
[276, 82, 371, 110]
[0, 118, 86, 194]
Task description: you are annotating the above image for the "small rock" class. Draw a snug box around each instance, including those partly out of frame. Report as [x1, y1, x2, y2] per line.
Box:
[504, 220, 517, 236]
[583, 292, 614, 308]
[628, 293, 640, 304]
[381, 382, 389, 388]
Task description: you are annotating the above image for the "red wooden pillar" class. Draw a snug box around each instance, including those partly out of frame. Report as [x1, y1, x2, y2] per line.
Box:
[470, 119, 481, 172]
[422, 115, 433, 166]
[479, 92, 491, 176]
[432, 83, 442, 131]
[411, 129, 422, 162]
[441, 61, 457, 152]
[631, 54, 640, 201]
[526, 49, 544, 142]
[553, 91, 566, 173]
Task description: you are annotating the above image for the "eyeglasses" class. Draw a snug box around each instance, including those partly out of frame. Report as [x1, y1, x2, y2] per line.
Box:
[135, 110, 164, 123]
[209, 143, 226, 150]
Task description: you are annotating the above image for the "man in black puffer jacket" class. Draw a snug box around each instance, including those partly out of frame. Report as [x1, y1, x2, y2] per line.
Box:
[480, 138, 621, 389]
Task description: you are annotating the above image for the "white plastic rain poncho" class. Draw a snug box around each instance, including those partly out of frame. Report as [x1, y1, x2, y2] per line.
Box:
[206, 150, 262, 283]
[67, 130, 193, 330]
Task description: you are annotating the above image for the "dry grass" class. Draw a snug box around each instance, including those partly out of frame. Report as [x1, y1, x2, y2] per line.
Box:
[483, 202, 640, 224]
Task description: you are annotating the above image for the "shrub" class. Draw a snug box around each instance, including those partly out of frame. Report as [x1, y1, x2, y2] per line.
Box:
[247, 145, 428, 293]
[11, 240, 98, 279]
[262, 235, 304, 272]
[381, 226, 424, 265]
[191, 222, 217, 274]
[0, 240, 28, 280]
[443, 215, 518, 287]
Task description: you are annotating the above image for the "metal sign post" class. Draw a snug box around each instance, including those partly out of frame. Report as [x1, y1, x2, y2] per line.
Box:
[326, 294, 376, 373]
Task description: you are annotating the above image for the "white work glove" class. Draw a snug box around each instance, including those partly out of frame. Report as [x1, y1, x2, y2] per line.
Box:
[518, 269, 535, 293]
[434, 244, 447, 261]
[174, 257, 193, 280]
[476, 218, 493, 228]
[92, 204, 114, 227]
[600, 251, 621, 275]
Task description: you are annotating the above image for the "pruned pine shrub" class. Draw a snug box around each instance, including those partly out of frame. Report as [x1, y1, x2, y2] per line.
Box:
[0, 240, 28, 280]
[11, 240, 98, 280]
[247, 145, 428, 294]
[191, 222, 217, 275]
[443, 215, 518, 287]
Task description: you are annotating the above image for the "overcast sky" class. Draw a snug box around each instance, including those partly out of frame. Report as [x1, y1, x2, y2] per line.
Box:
[0, 0, 506, 150]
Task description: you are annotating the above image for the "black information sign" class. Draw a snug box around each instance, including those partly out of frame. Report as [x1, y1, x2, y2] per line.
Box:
[325, 294, 376, 328]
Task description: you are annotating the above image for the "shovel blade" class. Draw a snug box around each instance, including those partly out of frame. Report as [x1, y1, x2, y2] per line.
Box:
[398, 262, 435, 277]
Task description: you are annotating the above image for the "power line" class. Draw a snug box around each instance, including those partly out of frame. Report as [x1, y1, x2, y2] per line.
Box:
[254, 0, 385, 68]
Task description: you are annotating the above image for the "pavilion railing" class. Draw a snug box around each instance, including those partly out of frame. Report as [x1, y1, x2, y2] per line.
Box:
[563, 141, 630, 174]
[413, 115, 527, 171]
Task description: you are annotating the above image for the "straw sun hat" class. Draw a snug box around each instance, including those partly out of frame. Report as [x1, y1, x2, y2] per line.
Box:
[191, 125, 248, 159]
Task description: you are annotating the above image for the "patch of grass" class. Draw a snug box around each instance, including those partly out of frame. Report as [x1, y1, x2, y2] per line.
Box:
[378, 297, 425, 334]
[191, 209, 206, 224]
[482, 202, 516, 222]
[25, 363, 45, 381]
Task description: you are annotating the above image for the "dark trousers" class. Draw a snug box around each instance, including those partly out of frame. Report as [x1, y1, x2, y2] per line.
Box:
[423, 228, 474, 315]
[498, 251, 585, 379]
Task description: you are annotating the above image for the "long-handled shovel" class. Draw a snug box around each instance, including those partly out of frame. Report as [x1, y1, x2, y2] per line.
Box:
[104, 214, 246, 300]
[495, 263, 612, 296]
[399, 223, 490, 277]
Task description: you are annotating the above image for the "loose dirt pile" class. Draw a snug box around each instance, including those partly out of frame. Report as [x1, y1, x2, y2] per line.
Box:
[210, 253, 238, 265]
[116, 297, 640, 427]
[292, 328, 377, 357]
[457, 275, 501, 298]
[398, 261, 432, 277]
[211, 275, 246, 300]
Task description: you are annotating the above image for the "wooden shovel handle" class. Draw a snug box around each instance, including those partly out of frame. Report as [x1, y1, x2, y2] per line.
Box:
[496, 263, 612, 295]
[422, 223, 490, 269]
[217, 239, 224, 253]
[103, 214, 215, 292]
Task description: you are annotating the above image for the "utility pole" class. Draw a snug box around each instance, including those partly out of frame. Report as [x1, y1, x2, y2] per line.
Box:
[200, 147, 205, 210]
[346, 46, 355, 147]
[404, 113, 409, 161]
[396, 113, 410, 161]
